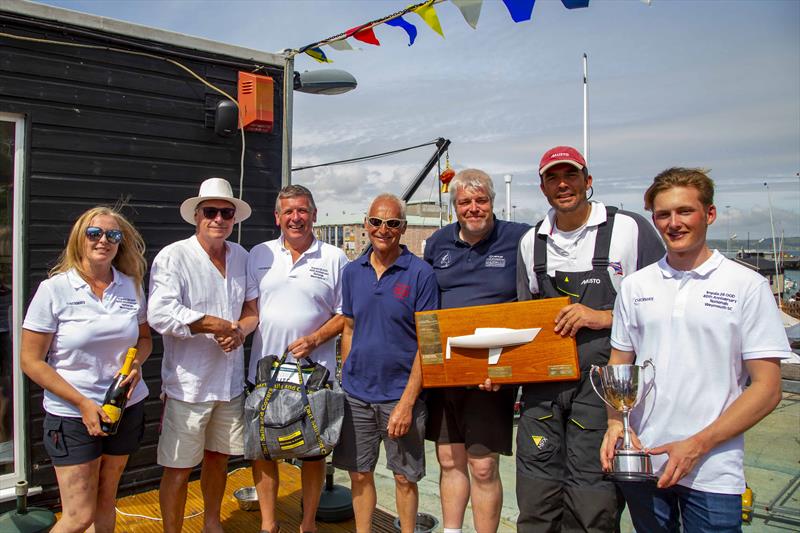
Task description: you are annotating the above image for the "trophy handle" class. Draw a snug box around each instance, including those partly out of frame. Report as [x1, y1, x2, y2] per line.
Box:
[589, 365, 617, 411]
[640, 359, 656, 400]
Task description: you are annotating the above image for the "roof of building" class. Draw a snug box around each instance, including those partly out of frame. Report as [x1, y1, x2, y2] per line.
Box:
[3, 0, 284, 66]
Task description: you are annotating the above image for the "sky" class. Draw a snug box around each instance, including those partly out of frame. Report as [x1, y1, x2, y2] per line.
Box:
[33, 0, 800, 241]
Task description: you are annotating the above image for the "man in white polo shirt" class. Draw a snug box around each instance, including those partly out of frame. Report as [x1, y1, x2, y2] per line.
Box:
[602, 167, 791, 532]
[148, 178, 253, 533]
[243, 184, 347, 533]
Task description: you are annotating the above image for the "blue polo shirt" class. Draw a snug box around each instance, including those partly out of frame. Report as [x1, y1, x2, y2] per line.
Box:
[424, 218, 529, 309]
[342, 246, 439, 403]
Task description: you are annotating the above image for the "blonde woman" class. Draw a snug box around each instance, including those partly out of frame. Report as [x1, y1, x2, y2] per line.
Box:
[21, 207, 151, 533]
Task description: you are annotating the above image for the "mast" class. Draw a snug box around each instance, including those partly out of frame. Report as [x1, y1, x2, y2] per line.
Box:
[765, 182, 783, 307]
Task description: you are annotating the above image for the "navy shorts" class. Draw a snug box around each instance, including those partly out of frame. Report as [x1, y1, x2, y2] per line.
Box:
[43, 400, 146, 466]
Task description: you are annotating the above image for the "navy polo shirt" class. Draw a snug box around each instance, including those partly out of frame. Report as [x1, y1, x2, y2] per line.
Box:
[424, 218, 530, 309]
[342, 246, 439, 403]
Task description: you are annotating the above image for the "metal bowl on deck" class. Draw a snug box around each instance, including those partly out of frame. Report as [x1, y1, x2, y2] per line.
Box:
[233, 486, 259, 511]
[393, 512, 439, 532]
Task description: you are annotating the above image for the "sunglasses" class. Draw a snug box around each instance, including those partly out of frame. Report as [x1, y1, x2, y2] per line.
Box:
[200, 207, 236, 220]
[85, 226, 123, 244]
[366, 216, 406, 229]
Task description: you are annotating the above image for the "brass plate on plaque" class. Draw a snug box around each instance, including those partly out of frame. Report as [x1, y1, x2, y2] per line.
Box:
[488, 366, 512, 379]
[417, 313, 443, 365]
[415, 297, 579, 388]
[548, 365, 575, 376]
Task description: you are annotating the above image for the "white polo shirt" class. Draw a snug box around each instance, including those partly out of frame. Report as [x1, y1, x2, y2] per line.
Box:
[148, 235, 248, 403]
[611, 251, 792, 494]
[23, 268, 149, 417]
[518, 201, 664, 296]
[245, 236, 347, 384]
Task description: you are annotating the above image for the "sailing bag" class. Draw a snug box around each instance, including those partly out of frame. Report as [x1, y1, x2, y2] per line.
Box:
[244, 353, 344, 461]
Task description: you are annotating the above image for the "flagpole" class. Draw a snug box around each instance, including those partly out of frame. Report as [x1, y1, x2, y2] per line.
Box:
[583, 53, 589, 165]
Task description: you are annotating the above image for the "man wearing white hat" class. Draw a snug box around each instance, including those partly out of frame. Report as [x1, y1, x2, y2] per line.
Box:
[148, 177, 255, 533]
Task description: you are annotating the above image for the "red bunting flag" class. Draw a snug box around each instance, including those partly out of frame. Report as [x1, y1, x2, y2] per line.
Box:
[346, 25, 381, 46]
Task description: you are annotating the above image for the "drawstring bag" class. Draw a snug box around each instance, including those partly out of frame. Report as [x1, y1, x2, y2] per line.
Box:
[244, 352, 344, 461]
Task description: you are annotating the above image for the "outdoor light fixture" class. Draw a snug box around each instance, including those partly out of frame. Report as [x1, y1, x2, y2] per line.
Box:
[293, 69, 357, 95]
[214, 68, 356, 137]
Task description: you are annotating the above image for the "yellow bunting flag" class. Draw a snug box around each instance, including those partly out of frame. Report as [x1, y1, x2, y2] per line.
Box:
[412, 1, 444, 38]
[305, 47, 332, 63]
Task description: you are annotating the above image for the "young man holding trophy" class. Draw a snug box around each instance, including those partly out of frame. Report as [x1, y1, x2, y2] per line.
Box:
[516, 147, 664, 532]
[601, 168, 791, 532]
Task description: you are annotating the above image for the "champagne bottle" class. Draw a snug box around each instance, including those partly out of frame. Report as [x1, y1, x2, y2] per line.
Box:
[100, 347, 138, 435]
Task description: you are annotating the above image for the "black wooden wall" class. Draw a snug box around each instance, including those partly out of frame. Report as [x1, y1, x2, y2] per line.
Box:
[0, 10, 283, 506]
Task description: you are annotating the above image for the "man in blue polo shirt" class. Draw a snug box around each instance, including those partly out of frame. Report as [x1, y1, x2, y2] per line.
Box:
[423, 169, 530, 533]
[335, 193, 439, 533]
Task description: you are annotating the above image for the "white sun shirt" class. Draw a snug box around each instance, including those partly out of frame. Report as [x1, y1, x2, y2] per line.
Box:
[148, 235, 248, 402]
[23, 268, 148, 417]
[246, 237, 347, 384]
[611, 251, 792, 494]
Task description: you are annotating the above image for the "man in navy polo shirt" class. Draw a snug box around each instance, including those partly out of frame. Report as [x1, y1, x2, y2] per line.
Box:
[423, 169, 530, 533]
[334, 193, 439, 533]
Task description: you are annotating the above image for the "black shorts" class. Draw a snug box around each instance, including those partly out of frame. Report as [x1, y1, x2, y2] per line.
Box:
[425, 386, 516, 456]
[43, 400, 146, 466]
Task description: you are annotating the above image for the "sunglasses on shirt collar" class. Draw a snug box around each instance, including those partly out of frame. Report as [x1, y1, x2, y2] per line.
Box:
[199, 207, 236, 220]
[85, 226, 123, 244]
[366, 216, 406, 229]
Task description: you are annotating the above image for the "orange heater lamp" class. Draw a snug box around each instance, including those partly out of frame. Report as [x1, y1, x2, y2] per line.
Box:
[238, 72, 274, 133]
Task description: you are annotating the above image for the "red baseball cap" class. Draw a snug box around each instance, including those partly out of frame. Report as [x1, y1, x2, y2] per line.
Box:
[539, 146, 587, 176]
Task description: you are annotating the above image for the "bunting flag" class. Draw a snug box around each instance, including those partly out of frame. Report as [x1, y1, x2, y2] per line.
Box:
[412, 1, 444, 38]
[328, 40, 355, 51]
[295, 0, 616, 63]
[385, 16, 418, 46]
[304, 46, 332, 63]
[502, 0, 536, 23]
[346, 25, 381, 46]
[451, 0, 483, 29]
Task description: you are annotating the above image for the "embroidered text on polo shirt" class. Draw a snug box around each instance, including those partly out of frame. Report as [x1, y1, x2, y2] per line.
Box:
[309, 266, 330, 280]
[485, 255, 506, 268]
[702, 290, 737, 311]
[118, 297, 138, 310]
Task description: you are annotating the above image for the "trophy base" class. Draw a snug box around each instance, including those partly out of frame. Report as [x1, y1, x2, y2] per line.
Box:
[610, 450, 656, 483]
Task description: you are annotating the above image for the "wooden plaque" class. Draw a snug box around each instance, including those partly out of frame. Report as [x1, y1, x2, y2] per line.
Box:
[415, 297, 579, 388]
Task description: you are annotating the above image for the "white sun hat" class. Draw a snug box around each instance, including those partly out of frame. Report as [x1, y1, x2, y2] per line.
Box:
[179, 178, 252, 225]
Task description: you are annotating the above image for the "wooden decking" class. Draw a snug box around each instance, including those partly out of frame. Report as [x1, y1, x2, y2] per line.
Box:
[105, 463, 397, 532]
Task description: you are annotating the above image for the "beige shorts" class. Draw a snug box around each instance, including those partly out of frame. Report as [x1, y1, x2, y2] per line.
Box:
[157, 394, 244, 468]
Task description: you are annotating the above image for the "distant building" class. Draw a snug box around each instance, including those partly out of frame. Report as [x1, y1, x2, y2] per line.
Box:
[315, 201, 449, 260]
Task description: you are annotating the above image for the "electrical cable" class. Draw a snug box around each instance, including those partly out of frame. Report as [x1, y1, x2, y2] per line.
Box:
[0, 12, 273, 71]
[113, 466, 249, 522]
[0, 29, 251, 243]
[291, 139, 441, 172]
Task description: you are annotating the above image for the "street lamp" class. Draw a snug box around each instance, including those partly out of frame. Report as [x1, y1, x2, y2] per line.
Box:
[294, 69, 358, 95]
[281, 56, 358, 186]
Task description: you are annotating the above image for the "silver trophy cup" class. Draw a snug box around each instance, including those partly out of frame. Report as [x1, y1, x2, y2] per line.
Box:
[590, 360, 656, 482]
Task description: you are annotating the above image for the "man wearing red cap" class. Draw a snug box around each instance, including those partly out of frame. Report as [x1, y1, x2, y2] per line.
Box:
[515, 146, 664, 532]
